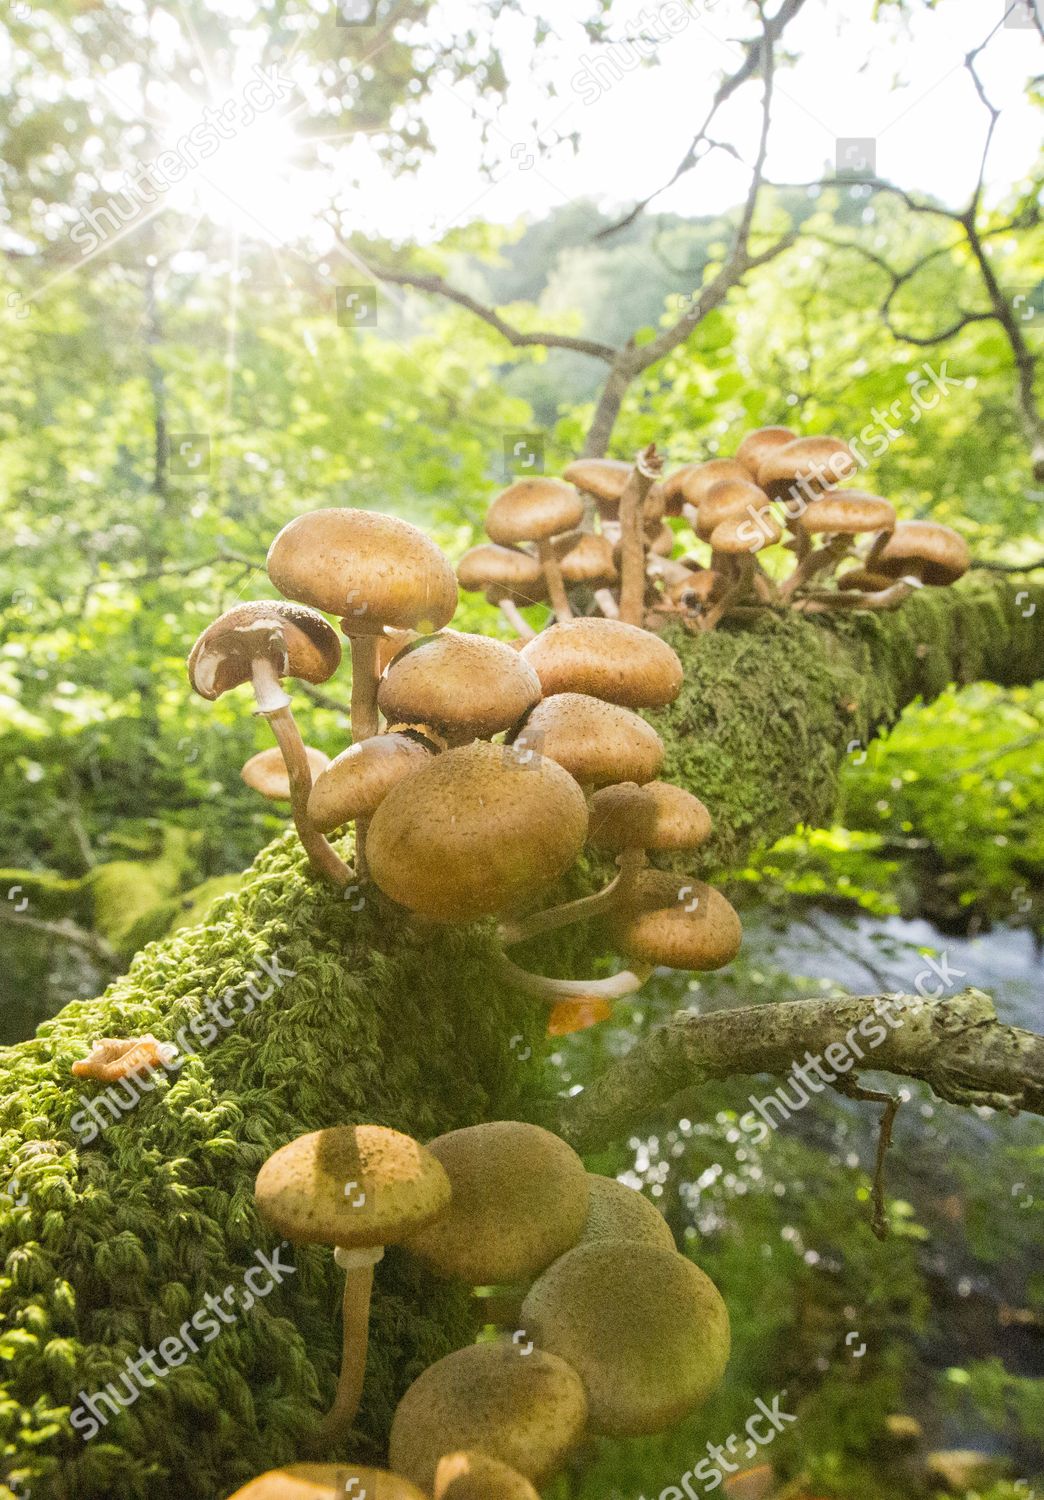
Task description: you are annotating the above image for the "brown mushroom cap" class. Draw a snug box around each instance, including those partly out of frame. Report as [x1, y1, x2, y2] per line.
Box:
[757, 435, 858, 501]
[266, 508, 458, 635]
[836, 566, 897, 592]
[521, 1241, 730, 1436]
[434, 1451, 541, 1500]
[734, 426, 796, 479]
[242, 744, 331, 802]
[610, 870, 742, 970]
[678, 459, 752, 509]
[188, 600, 342, 701]
[873, 519, 971, 585]
[389, 1340, 588, 1492]
[457, 544, 544, 602]
[696, 478, 771, 542]
[708, 509, 783, 555]
[254, 1125, 450, 1249]
[486, 479, 584, 545]
[578, 1174, 676, 1252]
[799, 490, 897, 536]
[402, 1121, 589, 1285]
[513, 694, 664, 788]
[559, 533, 619, 586]
[227, 1466, 427, 1500]
[365, 739, 588, 922]
[562, 457, 633, 503]
[377, 631, 541, 742]
[661, 464, 702, 515]
[307, 732, 434, 833]
[520, 618, 683, 709]
[671, 569, 721, 606]
[587, 780, 712, 854]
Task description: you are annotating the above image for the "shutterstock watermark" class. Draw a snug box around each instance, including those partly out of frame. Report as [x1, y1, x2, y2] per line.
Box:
[69, 950, 296, 1144]
[70, 67, 295, 257]
[69, 1243, 296, 1441]
[571, 0, 716, 104]
[639, 1393, 796, 1497]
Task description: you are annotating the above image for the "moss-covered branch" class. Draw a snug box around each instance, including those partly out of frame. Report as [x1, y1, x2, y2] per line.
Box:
[1, 574, 1041, 1500]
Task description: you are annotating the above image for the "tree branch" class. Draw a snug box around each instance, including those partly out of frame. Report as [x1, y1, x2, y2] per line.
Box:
[557, 988, 1044, 1151]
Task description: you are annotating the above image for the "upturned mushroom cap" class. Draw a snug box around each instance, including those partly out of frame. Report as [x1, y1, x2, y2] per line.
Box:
[377, 631, 542, 742]
[708, 509, 782, 554]
[520, 617, 683, 708]
[254, 1125, 450, 1249]
[559, 533, 618, 586]
[227, 1466, 427, 1500]
[457, 544, 544, 602]
[520, 1241, 730, 1436]
[188, 600, 342, 701]
[388, 1340, 588, 1491]
[266, 508, 458, 635]
[578, 1174, 676, 1252]
[610, 870, 742, 970]
[836, 566, 897, 591]
[242, 744, 331, 802]
[678, 459, 752, 508]
[365, 739, 588, 922]
[307, 732, 434, 833]
[486, 479, 584, 545]
[513, 694, 664, 788]
[873, 519, 971, 585]
[800, 490, 897, 536]
[434, 1451, 541, 1500]
[757, 435, 858, 500]
[696, 478, 771, 542]
[402, 1121, 589, 1284]
[587, 780, 712, 853]
[734, 425, 796, 479]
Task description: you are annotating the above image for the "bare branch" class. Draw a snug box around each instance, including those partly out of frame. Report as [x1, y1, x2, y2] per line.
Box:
[0, 910, 118, 966]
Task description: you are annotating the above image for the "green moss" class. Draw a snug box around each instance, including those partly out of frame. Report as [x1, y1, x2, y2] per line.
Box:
[87, 827, 198, 956]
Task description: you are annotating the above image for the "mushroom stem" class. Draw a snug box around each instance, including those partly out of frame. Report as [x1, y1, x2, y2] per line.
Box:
[345, 632, 381, 880]
[497, 598, 537, 641]
[536, 538, 574, 622]
[796, 577, 920, 613]
[249, 654, 293, 714]
[617, 445, 662, 627]
[701, 556, 755, 631]
[498, 848, 646, 946]
[265, 706, 354, 888]
[316, 1245, 383, 1446]
[594, 586, 620, 619]
[778, 535, 850, 602]
[492, 948, 653, 1006]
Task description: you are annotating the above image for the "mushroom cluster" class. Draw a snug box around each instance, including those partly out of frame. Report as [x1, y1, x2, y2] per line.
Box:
[245, 1119, 730, 1495]
[458, 436, 971, 638]
[187, 508, 743, 1035]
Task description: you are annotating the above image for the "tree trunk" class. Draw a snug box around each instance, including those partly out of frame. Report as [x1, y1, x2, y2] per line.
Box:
[1, 575, 1041, 1500]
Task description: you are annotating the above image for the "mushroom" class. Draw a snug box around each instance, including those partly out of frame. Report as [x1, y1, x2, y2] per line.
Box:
[485, 478, 584, 622]
[242, 745, 330, 803]
[456, 543, 548, 640]
[609, 869, 743, 971]
[837, 565, 898, 592]
[365, 739, 589, 923]
[376, 630, 542, 746]
[702, 508, 783, 628]
[778, 491, 897, 601]
[254, 1124, 451, 1444]
[187, 600, 349, 886]
[434, 1451, 541, 1500]
[871, 519, 971, 586]
[559, 532, 618, 589]
[227, 1466, 427, 1500]
[734, 425, 796, 479]
[661, 464, 703, 517]
[692, 478, 772, 545]
[578, 1173, 677, 1252]
[402, 1121, 589, 1286]
[520, 617, 683, 709]
[520, 1241, 730, 1436]
[677, 459, 752, 511]
[388, 1340, 588, 1492]
[563, 457, 666, 525]
[756, 436, 859, 527]
[511, 694, 665, 790]
[71, 1034, 177, 1082]
[307, 732, 436, 835]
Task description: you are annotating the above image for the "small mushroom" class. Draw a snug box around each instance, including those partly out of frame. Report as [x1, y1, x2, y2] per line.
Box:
[242, 745, 330, 802]
[677, 459, 752, 510]
[702, 509, 783, 628]
[564, 457, 665, 524]
[485, 478, 584, 622]
[693, 478, 772, 544]
[227, 1466, 427, 1500]
[188, 601, 349, 886]
[734, 425, 796, 479]
[365, 739, 588, 923]
[402, 1121, 589, 1285]
[520, 617, 683, 709]
[779, 490, 897, 601]
[388, 1340, 588, 1492]
[71, 1034, 177, 1082]
[512, 693, 665, 789]
[456, 543, 547, 639]
[377, 631, 541, 746]
[520, 1241, 730, 1436]
[307, 732, 436, 835]
[756, 435, 859, 511]
[578, 1173, 677, 1252]
[872, 519, 971, 585]
[434, 1451, 541, 1500]
[837, 565, 898, 592]
[609, 869, 742, 971]
[254, 1125, 451, 1444]
[559, 532, 618, 588]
